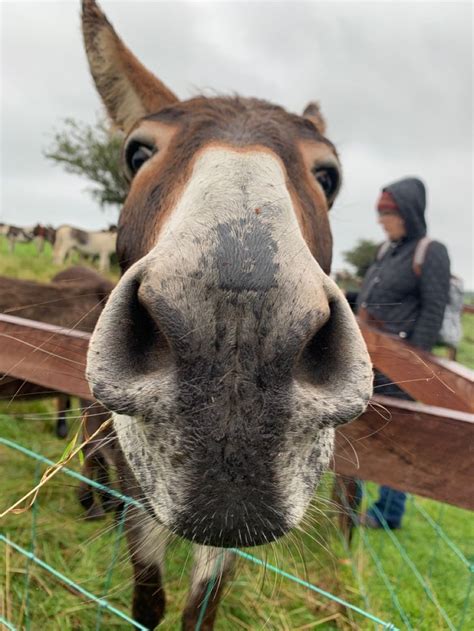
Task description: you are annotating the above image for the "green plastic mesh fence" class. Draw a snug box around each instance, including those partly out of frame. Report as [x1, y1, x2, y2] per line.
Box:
[1, 434, 472, 630]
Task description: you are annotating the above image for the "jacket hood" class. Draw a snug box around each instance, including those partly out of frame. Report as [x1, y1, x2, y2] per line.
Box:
[383, 177, 427, 240]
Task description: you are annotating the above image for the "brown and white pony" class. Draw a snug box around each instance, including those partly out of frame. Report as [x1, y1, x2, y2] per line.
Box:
[0, 223, 34, 253]
[53, 225, 117, 271]
[80, 1, 373, 628]
[0, 223, 55, 253]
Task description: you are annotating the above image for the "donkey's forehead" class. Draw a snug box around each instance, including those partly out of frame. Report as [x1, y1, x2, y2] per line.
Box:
[138, 96, 335, 150]
[118, 97, 338, 272]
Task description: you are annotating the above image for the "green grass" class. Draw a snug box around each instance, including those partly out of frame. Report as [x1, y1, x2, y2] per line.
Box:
[455, 314, 474, 367]
[0, 237, 119, 283]
[0, 411, 361, 631]
[1, 239, 473, 630]
[1, 413, 472, 630]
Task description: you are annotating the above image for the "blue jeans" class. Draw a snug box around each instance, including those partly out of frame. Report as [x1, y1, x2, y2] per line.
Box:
[367, 486, 406, 529]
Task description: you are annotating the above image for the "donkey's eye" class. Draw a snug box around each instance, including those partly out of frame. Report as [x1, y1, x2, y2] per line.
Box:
[125, 140, 155, 177]
[312, 165, 340, 204]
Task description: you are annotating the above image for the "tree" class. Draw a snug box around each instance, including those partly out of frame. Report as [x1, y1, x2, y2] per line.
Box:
[343, 239, 379, 279]
[44, 118, 128, 208]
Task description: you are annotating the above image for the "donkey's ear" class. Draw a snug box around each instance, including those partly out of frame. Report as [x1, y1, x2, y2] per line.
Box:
[82, 0, 178, 131]
[302, 102, 326, 136]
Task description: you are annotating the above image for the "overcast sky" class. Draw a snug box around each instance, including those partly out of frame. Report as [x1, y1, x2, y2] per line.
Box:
[1, 0, 472, 286]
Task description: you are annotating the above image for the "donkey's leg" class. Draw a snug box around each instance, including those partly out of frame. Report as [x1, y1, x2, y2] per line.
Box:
[53, 244, 68, 265]
[35, 236, 45, 253]
[76, 426, 108, 519]
[332, 475, 361, 544]
[98, 251, 110, 273]
[77, 447, 106, 519]
[182, 545, 235, 631]
[84, 403, 118, 513]
[77, 402, 111, 519]
[55, 394, 70, 438]
[94, 450, 121, 513]
[127, 512, 168, 630]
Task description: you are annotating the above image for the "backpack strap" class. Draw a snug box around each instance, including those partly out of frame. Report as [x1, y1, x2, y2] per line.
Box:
[376, 241, 391, 261]
[413, 236, 432, 276]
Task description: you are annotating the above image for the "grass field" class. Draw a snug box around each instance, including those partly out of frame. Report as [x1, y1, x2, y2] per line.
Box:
[1, 239, 473, 630]
[0, 238, 120, 283]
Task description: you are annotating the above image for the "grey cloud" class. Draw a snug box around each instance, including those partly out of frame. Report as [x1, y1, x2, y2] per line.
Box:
[1, 1, 472, 285]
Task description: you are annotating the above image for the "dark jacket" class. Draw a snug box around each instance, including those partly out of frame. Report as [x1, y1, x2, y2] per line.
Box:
[356, 177, 450, 352]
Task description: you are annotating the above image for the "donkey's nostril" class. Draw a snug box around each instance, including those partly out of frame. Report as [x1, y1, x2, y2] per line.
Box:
[293, 291, 372, 427]
[127, 285, 170, 373]
[298, 302, 335, 385]
[298, 298, 364, 390]
[87, 273, 176, 416]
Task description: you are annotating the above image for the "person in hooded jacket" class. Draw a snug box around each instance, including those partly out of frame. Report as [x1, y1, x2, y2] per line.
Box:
[356, 176, 450, 529]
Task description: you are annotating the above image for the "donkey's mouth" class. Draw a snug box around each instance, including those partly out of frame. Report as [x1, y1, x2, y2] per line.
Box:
[172, 508, 290, 548]
[136, 478, 290, 548]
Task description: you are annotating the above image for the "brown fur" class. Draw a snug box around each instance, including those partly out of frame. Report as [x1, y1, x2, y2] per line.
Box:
[0, 267, 116, 515]
[303, 101, 327, 135]
[0, 268, 113, 409]
[0, 267, 113, 332]
[76, 401, 118, 520]
[33, 224, 56, 244]
[130, 563, 166, 629]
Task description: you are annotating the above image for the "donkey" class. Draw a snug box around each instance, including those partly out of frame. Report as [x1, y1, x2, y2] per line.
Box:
[0, 266, 113, 438]
[0, 222, 55, 253]
[81, 1, 373, 628]
[32, 223, 56, 253]
[53, 224, 117, 272]
[0, 266, 116, 518]
[0, 223, 35, 253]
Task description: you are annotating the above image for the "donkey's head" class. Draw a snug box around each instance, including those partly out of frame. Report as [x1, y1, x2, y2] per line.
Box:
[83, 0, 372, 547]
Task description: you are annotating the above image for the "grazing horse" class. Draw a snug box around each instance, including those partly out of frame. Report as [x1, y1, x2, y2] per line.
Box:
[53, 225, 117, 272]
[0, 223, 35, 253]
[81, 1, 373, 628]
[0, 223, 55, 253]
[32, 223, 56, 253]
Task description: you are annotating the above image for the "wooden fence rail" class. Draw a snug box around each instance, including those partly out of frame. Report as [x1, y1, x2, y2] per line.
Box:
[335, 397, 474, 511]
[358, 320, 473, 413]
[0, 314, 91, 400]
[1, 313, 473, 511]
